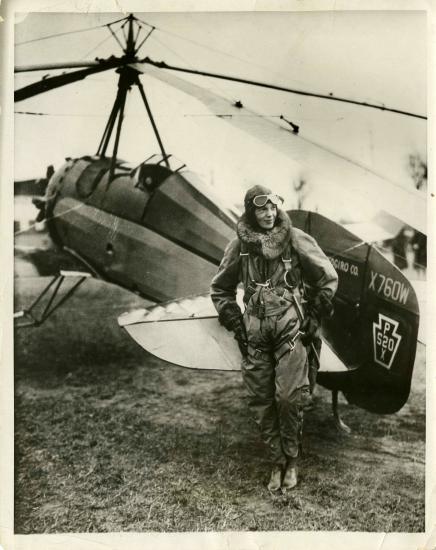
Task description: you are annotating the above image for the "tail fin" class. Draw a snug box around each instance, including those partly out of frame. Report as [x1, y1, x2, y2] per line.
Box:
[290, 210, 419, 414]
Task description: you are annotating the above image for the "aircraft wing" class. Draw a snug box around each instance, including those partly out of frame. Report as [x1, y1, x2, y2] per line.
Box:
[342, 222, 395, 244]
[133, 63, 426, 235]
[118, 291, 348, 373]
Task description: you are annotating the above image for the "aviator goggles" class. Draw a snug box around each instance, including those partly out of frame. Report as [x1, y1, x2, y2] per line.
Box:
[252, 194, 284, 208]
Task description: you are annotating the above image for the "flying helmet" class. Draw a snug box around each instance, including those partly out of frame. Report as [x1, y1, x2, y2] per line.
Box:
[244, 184, 283, 227]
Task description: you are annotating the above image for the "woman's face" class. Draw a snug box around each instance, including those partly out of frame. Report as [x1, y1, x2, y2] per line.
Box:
[254, 202, 277, 230]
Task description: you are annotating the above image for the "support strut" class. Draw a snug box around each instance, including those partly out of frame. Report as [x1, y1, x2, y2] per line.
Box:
[14, 271, 91, 328]
[135, 74, 170, 168]
[97, 90, 121, 157]
[332, 390, 351, 435]
[108, 75, 129, 182]
[96, 14, 171, 180]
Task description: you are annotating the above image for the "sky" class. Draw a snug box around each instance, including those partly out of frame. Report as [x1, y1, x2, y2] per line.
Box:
[13, 10, 427, 222]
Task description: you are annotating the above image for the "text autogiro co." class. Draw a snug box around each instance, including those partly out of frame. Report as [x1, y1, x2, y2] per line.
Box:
[328, 256, 359, 277]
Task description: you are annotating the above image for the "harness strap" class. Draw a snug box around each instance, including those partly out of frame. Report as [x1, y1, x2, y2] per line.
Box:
[267, 242, 293, 288]
[240, 241, 300, 287]
[241, 242, 262, 285]
[240, 242, 261, 304]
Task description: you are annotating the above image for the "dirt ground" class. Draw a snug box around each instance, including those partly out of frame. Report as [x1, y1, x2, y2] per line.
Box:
[14, 277, 425, 533]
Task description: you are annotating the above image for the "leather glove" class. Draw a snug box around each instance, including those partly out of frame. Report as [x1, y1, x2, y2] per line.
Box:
[300, 290, 334, 346]
[300, 312, 320, 346]
[312, 290, 334, 319]
[233, 317, 248, 357]
[218, 303, 248, 356]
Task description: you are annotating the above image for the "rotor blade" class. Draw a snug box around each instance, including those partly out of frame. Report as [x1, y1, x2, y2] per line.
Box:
[15, 58, 124, 102]
[15, 61, 105, 73]
[138, 57, 426, 121]
[133, 63, 426, 234]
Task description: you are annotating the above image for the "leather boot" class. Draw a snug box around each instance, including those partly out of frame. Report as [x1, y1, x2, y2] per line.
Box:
[267, 464, 283, 492]
[282, 457, 298, 490]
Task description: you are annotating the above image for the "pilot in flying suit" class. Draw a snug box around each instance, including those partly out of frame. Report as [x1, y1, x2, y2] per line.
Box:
[210, 185, 338, 491]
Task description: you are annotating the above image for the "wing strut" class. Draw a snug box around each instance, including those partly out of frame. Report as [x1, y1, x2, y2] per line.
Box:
[14, 271, 91, 328]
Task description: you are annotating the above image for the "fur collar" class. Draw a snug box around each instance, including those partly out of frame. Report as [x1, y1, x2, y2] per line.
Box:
[237, 209, 292, 259]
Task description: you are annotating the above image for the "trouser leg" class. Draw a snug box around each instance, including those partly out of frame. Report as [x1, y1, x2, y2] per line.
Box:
[275, 338, 309, 459]
[241, 349, 286, 466]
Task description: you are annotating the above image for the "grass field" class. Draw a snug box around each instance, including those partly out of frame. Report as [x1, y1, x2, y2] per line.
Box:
[14, 277, 425, 533]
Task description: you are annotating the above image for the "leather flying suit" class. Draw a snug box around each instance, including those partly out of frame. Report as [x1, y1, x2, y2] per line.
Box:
[211, 209, 338, 466]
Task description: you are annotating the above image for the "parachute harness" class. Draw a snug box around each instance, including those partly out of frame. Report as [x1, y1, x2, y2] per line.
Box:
[240, 246, 306, 358]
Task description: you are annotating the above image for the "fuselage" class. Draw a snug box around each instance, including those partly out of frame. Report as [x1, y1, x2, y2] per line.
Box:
[44, 155, 237, 301]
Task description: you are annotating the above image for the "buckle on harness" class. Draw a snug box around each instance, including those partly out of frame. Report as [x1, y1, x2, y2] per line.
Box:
[255, 278, 271, 289]
[284, 270, 296, 289]
[274, 330, 304, 362]
[288, 330, 304, 351]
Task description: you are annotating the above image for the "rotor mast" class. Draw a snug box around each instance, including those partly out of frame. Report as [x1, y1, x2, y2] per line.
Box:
[98, 14, 169, 180]
[125, 14, 136, 57]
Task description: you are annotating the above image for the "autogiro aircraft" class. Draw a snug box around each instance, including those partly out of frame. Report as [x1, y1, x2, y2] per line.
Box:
[13, 13, 426, 431]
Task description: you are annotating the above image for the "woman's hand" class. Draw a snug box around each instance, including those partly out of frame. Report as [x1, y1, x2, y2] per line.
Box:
[232, 318, 248, 356]
[218, 302, 248, 356]
[300, 313, 319, 346]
